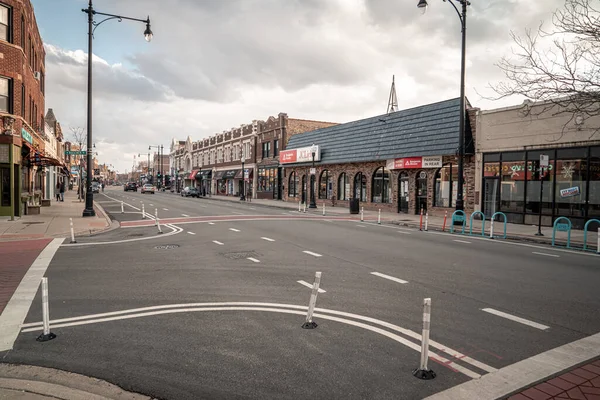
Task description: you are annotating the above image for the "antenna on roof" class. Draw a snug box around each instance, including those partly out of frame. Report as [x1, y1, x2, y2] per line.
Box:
[387, 75, 398, 114]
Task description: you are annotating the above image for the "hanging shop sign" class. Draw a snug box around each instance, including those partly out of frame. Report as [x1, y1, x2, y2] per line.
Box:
[387, 156, 443, 170]
[280, 145, 321, 164]
[560, 186, 580, 198]
[21, 128, 33, 144]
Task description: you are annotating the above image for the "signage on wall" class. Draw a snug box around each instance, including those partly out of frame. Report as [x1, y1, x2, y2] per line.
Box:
[310, 168, 316, 175]
[540, 154, 549, 167]
[560, 186, 580, 198]
[21, 128, 33, 144]
[280, 145, 321, 164]
[387, 156, 442, 170]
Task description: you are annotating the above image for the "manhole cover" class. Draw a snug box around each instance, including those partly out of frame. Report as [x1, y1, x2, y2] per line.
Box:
[154, 244, 180, 250]
[23, 221, 44, 225]
[221, 251, 259, 260]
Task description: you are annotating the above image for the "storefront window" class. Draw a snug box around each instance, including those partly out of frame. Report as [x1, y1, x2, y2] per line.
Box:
[434, 164, 459, 207]
[319, 170, 332, 199]
[372, 167, 391, 203]
[525, 150, 555, 215]
[338, 173, 349, 200]
[500, 152, 525, 213]
[1, 167, 10, 207]
[288, 171, 298, 197]
[555, 148, 587, 218]
[354, 172, 366, 202]
[258, 168, 275, 193]
[589, 146, 600, 217]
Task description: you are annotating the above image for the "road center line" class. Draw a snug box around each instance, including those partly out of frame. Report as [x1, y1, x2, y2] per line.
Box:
[303, 250, 322, 257]
[163, 208, 169, 211]
[297, 280, 326, 293]
[229, 228, 240, 232]
[181, 214, 190, 217]
[208, 222, 215, 225]
[481, 308, 550, 330]
[187, 232, 196, 235]
[261, 237, 275, 242]
[247, 257, 260, 263]
[532, 252, 560, 258]
[370, 272, 408, 284]
[453, 239, 471, 244]
[212, 240, 224, 245]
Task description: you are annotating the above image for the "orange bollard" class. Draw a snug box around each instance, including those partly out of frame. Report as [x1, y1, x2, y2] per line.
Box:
[419, 207, 424, 231]
[442, 210, 448, 232]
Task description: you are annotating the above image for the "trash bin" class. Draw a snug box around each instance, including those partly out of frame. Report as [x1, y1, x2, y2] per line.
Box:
[349, 198, 360, 214]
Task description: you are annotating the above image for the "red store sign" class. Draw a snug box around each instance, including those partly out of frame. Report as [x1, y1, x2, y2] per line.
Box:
[387, 156, 443, 170]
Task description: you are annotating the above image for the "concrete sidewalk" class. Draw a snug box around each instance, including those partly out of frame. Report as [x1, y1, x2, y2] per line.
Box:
[0, 190, 113, 241]
[0, 364, 152, 399]
[194, 193, 600, 251]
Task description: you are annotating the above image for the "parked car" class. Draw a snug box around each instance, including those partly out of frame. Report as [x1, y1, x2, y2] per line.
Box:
[181, 187, 199, 197]
[92, 182, 100, 193]
[124, 182, 137, 192]
[141, 184, 156, 194]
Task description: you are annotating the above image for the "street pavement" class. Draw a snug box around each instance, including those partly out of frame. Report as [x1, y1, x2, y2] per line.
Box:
[1, 187, 599, 399]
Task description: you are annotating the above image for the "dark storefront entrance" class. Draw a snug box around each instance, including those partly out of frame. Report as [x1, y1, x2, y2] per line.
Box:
[415, 171, 428, 214]
[398, 172, 409, 213]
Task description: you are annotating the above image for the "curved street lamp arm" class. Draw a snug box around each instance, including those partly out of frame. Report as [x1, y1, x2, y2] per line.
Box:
[92, 16, 122, 36]
[444, 0, 465, 28]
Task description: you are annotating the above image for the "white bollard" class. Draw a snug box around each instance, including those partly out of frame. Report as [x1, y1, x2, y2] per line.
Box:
[378, 209, 381, 225]
[69, 218, 76, 244]
[413, 298, 435, 379]
[322, 203, 325, 216]
[299, 201, 301, 212]
[155, 208, 159, 226]
[121, 201, 124, 214]
[156, 208, 163, 234]
[361, 207, 364, 222]
[597, 228, 599, 254]
[36, 277, 56, 342]
[142, 203, 145, 219]
[425, 212, 429, 231]
[490, 218, 495, 239]
[303, 202, 307, 213]
[302, 271, 322, 329]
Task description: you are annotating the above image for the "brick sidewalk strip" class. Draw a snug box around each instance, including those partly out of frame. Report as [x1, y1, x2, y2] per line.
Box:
[508, 359, 600, 400]
[0, 239, 52, 315]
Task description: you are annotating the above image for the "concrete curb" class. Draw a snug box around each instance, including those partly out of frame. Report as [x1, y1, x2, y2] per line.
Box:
[0, 364, 152, 400]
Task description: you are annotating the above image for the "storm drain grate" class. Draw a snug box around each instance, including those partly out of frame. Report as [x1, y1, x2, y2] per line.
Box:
[154, 244, 180, 250]
[221, 251, 259, 260]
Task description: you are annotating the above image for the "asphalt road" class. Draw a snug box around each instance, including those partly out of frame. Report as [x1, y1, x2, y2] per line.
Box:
[2, 188, 599, 400]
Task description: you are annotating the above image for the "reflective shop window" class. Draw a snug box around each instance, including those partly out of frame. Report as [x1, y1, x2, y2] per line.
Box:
[434, 163, 461, 207]
[354, 172, 366, 202]
[288, 171, 298, 197]
[258, 168, 274, 192]
[555, 148, 587, 217]
[338, 173, 349, 200]
[525, 150, 555, 215]
[372, 167, 391, 203]
[319, 170, 333, 199]
[500, 152, 526, 213]
[590, 146, 600, 217]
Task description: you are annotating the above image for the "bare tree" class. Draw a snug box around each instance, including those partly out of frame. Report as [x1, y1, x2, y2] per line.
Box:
[492, 0, 600, 138]
[69, 126, 86, 147]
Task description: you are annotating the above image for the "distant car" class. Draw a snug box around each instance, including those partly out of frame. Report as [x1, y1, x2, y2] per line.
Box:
[181, 187, 199, 197]
[124, 182, 137, 192]
[92, 182, 100, 193]
[141, 184, 156, 194]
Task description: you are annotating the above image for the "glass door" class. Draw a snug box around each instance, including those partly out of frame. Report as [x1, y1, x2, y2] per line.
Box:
[398, 172, 409, 213]
[415, 171, 428, 214]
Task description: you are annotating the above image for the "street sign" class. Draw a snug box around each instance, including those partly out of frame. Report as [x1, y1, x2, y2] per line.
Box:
[310, 168, 316, 175]
[540, 154, 549, 167]
[66, 150, 86, 155]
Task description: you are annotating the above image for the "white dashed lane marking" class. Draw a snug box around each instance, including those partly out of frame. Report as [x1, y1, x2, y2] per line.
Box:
[247, 257, 260, 263]
[163, 208, 169, 211]
[212, 241, 224, 246]
[297, 280, 326, 293]
[182, 214, 190, 217]
[303, 251, 322, 257]
[187, 232, 196, 235]
[208, 222, 215, 225]
[397, 231, 411, 235]
[261, 237, 275, 242]
[453, 240, 471, 244]
[532, 252, 560, 258]
[481, 308, 550, 330]
[370, 272, 408, 284]
[229, 228, 240, 232]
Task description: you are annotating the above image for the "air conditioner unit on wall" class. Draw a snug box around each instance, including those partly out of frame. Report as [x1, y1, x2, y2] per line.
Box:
[34, 71, 41, 80]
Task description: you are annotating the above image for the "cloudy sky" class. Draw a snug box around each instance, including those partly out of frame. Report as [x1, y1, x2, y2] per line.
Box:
[32, 0, 565, 174]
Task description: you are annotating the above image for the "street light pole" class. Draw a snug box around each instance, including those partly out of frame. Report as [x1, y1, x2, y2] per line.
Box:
[82, 0, 152, 216]
[240, 156, 246, 201]
[309, 143, 317, 209]
[417, 0, 469, 212]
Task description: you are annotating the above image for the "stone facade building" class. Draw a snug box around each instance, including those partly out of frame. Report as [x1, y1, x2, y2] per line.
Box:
[282, 98, 478, 217]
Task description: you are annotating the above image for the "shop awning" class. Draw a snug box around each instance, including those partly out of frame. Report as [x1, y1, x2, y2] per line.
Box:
[189, 170, 199, 179]
[196, 170, 212, 179]
[234, 169, 253, 179]
[30, 153, 63, 167]
[215, 170, 239, 180]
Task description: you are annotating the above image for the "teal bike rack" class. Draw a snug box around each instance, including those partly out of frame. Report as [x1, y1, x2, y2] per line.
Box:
[583, 219, 600, 252]
[490, 212, 507, 239]
[469, 211, 486, 237]
[450, 210, 466, 234]
[552, 217, 572, 248]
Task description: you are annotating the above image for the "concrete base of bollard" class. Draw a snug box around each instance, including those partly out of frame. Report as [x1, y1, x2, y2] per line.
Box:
[412, 368, 436, 380]
[301, 321, 318, 329]
[36, 332, 56, 342]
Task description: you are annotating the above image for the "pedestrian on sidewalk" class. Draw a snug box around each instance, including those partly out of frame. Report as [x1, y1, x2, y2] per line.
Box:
[101, 182, 105, 192]
[60, 180, 65, 202]
[56, 181, 61, 202]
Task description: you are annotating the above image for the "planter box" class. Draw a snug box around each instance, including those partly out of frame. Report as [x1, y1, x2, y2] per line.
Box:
[41, 199, 51, 207]
[27, 205, 41, 215]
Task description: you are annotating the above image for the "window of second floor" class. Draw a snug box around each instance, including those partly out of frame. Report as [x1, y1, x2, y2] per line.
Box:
[262, 141, 270, 158]
[274, 139, 279, 157]
[0, 4, 10, 43]
[0, 76, 11, 113]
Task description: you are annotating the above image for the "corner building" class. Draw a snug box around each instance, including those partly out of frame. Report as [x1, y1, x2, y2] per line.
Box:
[282, 98, 478, 216]
[0, 0, 46, 216]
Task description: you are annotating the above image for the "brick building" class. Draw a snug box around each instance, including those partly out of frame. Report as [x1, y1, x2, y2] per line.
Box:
[0, 0, 46, 216]
[282, 98, 478, 216]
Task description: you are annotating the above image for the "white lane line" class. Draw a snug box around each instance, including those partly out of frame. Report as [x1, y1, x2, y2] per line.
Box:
[303, 250, 322, 257]
[20, 301, 493, 377]
[481, 308, 550, 331]
[0, 238, 65, 351]
[181, 214, 190, 217]
[249, 207, 256, 210]
[532, 252, 560, 258]
[247, 257, 260, 263]
[229, 228, 240, 232]
[163, 208, 169, 211]
[187, 232, 196, 235]
[397, 231, 411, 235]
[261, 237, 275, 242]
[297, 280, 326, 293]
[208, 222, 215, 225]
[370, 272, 408, 284]
[212, 240, 224, 245]
[453, 239, 471, 244]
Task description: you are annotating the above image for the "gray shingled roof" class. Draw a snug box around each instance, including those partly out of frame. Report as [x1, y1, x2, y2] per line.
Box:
[286, 98, 469, 165]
